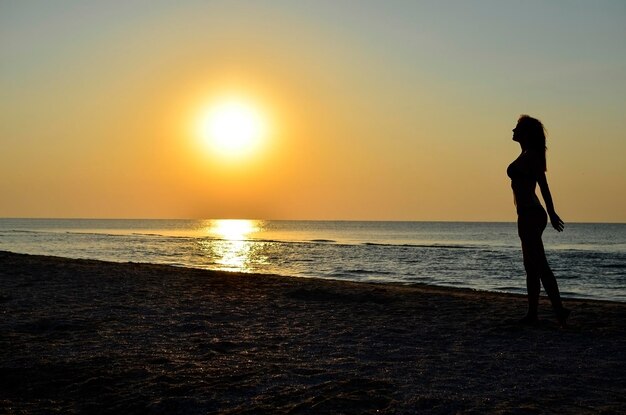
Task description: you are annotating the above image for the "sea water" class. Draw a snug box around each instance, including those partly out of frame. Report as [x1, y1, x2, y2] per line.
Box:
[0, 219, 624, 302]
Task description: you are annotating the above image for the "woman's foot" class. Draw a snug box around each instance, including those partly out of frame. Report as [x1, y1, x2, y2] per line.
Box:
[556, 307, 571, 328]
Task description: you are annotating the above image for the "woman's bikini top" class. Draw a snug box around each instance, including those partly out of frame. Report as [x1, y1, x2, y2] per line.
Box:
[507, 162, 536, 182]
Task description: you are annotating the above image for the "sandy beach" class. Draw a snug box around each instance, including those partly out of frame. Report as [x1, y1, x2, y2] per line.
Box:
[1, 250, 624, 414]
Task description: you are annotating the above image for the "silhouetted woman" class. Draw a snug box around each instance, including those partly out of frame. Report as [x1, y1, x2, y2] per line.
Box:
[507, 115, 570, 326]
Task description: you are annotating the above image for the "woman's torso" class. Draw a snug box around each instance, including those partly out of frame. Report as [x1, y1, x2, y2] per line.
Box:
[507, 152, 543, 213]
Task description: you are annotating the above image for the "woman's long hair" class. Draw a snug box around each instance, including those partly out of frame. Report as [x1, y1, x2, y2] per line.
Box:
[518, 114, 547, 171]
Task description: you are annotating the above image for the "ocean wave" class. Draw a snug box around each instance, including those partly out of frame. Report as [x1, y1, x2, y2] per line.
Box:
[1, 229, 46, 234]
[598, 263, 626, 269]
[362, 242, 479, 250]
[341, 269, 394, 275]
[0, 229, 199, 241]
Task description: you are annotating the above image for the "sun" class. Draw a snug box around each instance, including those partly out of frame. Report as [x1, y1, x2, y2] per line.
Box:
[197, 98, 267, 158]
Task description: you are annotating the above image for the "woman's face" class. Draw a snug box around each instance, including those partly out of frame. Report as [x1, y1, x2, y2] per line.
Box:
[512, 123, 525, 144]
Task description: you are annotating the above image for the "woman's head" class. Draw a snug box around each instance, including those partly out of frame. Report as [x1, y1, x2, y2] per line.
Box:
[513, 114, 547, 170]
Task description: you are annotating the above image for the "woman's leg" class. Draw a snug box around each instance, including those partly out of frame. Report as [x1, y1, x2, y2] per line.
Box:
[519, 209, 568, 325]
[533, 242, 564, 311]
[518, 213, 543, 320]
[520, 239, 541, 319]
[538, 254, 570, 326]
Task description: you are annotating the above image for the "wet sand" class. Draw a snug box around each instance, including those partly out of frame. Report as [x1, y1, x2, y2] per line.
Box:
[1, 250, 625, 414]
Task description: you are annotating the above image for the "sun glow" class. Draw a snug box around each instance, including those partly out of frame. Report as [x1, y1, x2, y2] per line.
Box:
[210, 219, 259, 241]
[197, 98, 268, 158]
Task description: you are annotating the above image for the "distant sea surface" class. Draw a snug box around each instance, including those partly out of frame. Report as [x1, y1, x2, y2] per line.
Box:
[1, 219, 624, 302]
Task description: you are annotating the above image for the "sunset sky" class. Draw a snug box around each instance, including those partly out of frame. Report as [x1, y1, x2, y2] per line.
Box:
[1, 1, 625, 222]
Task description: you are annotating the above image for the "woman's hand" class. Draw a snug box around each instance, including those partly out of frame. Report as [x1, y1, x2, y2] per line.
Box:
[549, 212, 564, 232]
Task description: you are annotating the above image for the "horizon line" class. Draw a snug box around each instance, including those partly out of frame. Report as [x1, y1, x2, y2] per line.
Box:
[1, 217, 624, 225]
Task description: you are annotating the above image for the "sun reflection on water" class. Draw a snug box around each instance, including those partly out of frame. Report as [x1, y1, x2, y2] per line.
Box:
[201, 219, 264, 272]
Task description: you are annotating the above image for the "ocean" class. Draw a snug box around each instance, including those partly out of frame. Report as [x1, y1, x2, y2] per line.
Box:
[0, 219, 624, 302]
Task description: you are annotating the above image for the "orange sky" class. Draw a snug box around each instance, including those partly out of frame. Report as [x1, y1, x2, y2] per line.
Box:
[1, 2, 625, 222]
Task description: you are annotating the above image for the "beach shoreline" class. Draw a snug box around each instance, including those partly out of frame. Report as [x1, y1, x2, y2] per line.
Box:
[1, 250, 625, 414]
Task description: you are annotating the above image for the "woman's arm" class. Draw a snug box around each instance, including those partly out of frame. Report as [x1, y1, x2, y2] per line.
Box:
[537, 172, 564, 232]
